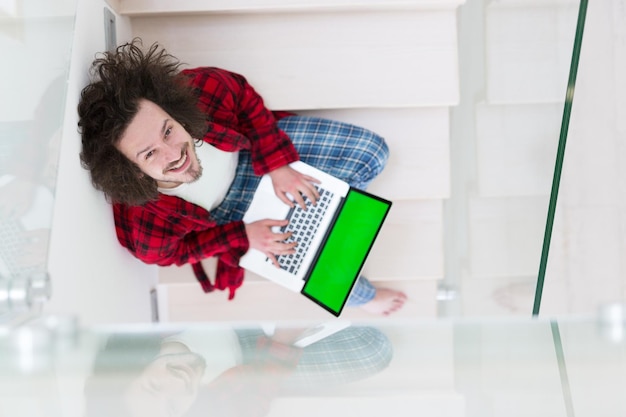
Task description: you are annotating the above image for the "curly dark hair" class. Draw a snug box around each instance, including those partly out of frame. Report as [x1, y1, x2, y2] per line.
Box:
[78, 39, 207, 206]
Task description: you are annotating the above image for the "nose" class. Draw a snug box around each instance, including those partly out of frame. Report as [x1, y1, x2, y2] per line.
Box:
[161, 142, 181, 164]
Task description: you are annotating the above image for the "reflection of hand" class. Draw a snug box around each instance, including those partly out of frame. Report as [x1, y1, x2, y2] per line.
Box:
[0, 177, 36, 219]
[245, 219, 297, 267]
[268, 165, 320, 210]
[16, 229, 49, 268]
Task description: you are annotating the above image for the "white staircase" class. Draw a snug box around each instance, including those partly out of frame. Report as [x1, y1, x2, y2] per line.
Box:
[106, 0, 467, 321]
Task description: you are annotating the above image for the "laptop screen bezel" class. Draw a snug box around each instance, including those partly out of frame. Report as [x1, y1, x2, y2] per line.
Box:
[300, 187, 392, 316]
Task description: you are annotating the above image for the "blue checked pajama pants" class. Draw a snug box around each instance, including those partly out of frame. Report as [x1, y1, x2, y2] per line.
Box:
[236, 325, 392, 390]
[211, 116, 389, 307]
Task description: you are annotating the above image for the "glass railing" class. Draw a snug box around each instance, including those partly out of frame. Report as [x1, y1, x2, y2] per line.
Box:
[443, 0, 616, 318]
[1, 312, 625, 417]
[0, 0, 77, 324]
[534, 0, 626, 316]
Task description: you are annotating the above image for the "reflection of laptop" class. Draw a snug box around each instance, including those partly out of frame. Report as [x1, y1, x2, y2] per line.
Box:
[0, 218, 40, 279]
[239, 161, 392, 316]
[261, 320, 352, 347]
[0, 176, 51, 280]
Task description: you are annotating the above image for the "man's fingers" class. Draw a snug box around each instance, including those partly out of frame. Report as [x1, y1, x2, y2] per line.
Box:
[260, 220, 297, 251]
[302, 185, 319, 206]
[262, 218, 289, 228]
[302, 174, 321, 184]
[303, 175, 320, 203]
[277, 193, 294, 208]
[267, 253, 281, 268]
[270, 240, 297, 253]
[293, 193, 307, 210]
[290, 182, 319, 210]
[267, 241, 297, 268]
[275, 177, 321, 210]
[275, 230, 293, 242]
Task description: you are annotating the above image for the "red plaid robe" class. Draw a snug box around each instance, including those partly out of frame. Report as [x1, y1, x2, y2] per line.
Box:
[113, 67, 299, 298]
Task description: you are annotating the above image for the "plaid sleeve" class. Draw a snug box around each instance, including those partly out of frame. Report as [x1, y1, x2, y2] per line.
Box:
[113, 203, 249, 267]
[182, 67, 299, 175]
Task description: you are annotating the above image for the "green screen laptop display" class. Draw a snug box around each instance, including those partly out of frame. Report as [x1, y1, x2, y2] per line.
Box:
[301, 189, 391, 315]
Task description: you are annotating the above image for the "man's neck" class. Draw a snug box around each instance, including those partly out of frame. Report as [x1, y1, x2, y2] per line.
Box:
[157, 180, 185, 189]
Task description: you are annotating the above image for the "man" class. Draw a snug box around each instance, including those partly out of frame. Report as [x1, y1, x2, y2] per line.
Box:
[84, 324, 393, 417]
[78, 39, 406, 315]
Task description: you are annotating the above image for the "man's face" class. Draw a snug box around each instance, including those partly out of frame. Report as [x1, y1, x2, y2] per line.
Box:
[117, 99, 202, 188]
[124, 351, 206, 417]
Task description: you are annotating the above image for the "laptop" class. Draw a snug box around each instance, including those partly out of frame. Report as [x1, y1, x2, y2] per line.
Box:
[239, 161, 392, 316]
[261, 320, 352, 347]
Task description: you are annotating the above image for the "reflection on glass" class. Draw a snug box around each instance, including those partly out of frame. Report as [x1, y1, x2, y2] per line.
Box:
[0, 76, 65, 279]
[83, 324, 392, 417]
[0, 0, 75, 320]
[443, 0, 581, 316]
[540, 0, 626, 314]
[1, 318, 626, 417]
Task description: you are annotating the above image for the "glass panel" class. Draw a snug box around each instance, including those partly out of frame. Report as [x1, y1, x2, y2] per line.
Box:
[0, 0, 76, 323]
[538, 0, 626, 314]
[0, 314, 624, 417]
[443, 0, 583, 317]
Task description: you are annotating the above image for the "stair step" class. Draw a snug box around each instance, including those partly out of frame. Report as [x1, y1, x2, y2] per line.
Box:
[300, 107, 451, 201]
[115, 0, 466, 16]
[156, 278, 438, 322]
[129, 8, 462, 109]
[267, 393, 465, 417]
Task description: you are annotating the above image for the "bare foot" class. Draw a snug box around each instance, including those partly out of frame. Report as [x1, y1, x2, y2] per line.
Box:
[360, 288, 408, 316]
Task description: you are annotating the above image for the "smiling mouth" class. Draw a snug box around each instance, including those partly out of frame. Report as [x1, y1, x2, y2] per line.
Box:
[166, 148, 189, 173]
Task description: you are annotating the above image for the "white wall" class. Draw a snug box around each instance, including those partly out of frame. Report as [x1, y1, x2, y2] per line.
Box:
[45, 0, 157, 325]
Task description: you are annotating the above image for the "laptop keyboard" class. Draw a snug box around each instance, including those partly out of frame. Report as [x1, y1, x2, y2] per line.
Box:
[274, 187, 334, 275]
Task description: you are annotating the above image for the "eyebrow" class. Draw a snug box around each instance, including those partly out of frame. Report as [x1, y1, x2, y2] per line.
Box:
[135, 118, 170, 159]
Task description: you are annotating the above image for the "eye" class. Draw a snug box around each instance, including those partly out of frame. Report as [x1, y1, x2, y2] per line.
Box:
[164, 126, 172, 138]
[145, 150, 155, 160]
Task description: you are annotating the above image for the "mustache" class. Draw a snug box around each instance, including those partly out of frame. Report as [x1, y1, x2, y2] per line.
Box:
[164, 143, 189, 172]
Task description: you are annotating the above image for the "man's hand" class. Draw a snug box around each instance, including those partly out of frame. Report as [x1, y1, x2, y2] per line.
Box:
[245, 219, 297, 267]
[268, 165, 320, 210]
[271, 328, 307, 345]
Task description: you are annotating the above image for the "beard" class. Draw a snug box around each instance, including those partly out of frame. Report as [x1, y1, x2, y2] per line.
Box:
[187, 156, 203, 183]
[156, 143, 204, 188]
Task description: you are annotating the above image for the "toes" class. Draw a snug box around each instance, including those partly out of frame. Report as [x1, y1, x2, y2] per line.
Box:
[360, 289, 408, 316]
[384, 299, 405, 315]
